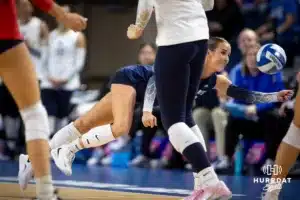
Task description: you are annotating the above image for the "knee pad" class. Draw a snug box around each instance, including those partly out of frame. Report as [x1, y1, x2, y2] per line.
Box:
[168, 122, 199, 153]
[283, 123, 300, 149]
[20, 101, 50, 141]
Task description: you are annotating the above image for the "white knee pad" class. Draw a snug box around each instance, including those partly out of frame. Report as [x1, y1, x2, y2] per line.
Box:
[168, 122, 199, 153]
[20, 101, 50, 141]
[283, 123, 300, 149]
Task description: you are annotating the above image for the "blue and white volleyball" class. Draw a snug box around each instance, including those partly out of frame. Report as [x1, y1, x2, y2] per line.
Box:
[256, 43, 287, 74]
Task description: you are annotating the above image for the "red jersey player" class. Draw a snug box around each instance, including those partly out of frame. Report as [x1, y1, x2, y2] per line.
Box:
[0, 0, 86, 199]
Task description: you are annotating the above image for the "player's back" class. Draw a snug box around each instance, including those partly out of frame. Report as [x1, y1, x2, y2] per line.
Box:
[153, 0, 209, 46]
[0, 0, 22, 39]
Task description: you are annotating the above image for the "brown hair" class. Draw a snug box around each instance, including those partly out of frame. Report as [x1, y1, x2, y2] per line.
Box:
[208, 37, 229, 51]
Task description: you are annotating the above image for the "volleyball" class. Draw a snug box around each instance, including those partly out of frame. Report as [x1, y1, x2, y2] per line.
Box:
[256, 43, 287, 74]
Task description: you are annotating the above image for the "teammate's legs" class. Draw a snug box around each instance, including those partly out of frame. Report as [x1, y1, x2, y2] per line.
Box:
[184, 42, 222, 190]
[0, 42, 54, 199]
[185, 42, 208, 152]
[263, 89, 300, 199]
[19, 92, 114, 188]
[50, 92, 114, 150]
[155, 41, 217, 185]
[51, 85, 137, 175]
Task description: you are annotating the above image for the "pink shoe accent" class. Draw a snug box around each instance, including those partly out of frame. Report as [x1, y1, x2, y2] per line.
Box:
[184, 181, 232, 200]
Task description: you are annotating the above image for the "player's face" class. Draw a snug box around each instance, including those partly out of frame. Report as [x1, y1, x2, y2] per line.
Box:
[138, 45, 156, 65]
[210, 42, 231, 72]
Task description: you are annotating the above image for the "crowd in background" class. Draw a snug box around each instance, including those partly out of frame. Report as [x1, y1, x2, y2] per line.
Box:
[0, 0, 300, 175]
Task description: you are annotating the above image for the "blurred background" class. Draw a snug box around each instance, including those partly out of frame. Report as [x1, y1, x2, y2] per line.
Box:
[1, 0, 300, 178]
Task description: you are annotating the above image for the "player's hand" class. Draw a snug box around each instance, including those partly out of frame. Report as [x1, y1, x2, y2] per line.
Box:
[279, 102, 288, 117]
[142, 111, 157, 128]
[127, 24, 143, 40]
[277, 90, 294, 102]
[57, 13, 87, 32]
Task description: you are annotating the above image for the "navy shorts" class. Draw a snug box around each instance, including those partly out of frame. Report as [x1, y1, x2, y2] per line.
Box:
[0, 40, 23, 54]
[109, 70, 147, 104]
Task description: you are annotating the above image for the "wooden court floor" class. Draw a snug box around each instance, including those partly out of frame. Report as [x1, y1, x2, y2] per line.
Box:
[0, 183, 182, 200]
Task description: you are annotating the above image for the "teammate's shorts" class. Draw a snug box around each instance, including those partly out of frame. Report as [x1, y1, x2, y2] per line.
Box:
[0, 40, 23, 54]
[109, 70, 147, 104]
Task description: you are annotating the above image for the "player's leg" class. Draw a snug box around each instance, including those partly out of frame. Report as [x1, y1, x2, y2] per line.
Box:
[19, 92, 114, 189]
[155, 41, 230, 199]
[184, 42, 231, 199]
[0, 41, 55, 199]
[263, 90, 300, 200]
[51, 84, 136, 175]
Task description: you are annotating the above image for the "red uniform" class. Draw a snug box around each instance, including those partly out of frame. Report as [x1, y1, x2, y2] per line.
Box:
[0, 0, 53, 40]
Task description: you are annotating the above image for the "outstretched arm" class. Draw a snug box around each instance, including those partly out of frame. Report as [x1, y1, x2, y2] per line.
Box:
[143, 75, 156, 112]
[215, 75, 292, 104]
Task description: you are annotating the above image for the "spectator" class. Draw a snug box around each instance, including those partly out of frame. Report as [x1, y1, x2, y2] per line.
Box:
[228, 28, 259, 73]
[256, 0, 298, 67]
[207, 0, 244, 41]
[40, 5, 86, 135]
[18, 0, 49, 82]
[214, 44, 286, 171]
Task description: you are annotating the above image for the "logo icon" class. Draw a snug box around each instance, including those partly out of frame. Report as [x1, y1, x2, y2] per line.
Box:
[262, 164, 282, 176]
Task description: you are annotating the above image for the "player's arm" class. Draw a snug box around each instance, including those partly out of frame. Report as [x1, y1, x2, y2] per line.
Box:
[215, 74, 292, 103]
[143, 75, 156, 113]
[31, 0, 86, 32]
[135, 0, 154, 29]
[200, 0, 214, 11]
[142, 75, 157, 128]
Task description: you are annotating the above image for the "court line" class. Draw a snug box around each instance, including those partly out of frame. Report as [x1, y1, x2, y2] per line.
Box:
[0, 177, 247, 197]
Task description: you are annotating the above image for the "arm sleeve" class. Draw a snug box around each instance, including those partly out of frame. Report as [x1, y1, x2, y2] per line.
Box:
[227, 84, 279, 104]
[135, 0, 154, 29]
[143, 75, 156, 112]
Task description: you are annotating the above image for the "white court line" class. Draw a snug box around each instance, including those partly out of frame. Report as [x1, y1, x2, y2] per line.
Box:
[0, 176, 247, 197]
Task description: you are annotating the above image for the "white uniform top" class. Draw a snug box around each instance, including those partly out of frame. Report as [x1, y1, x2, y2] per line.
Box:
[136, 0, 211, 46]
[41, 29, 81, 91]
[19, 17, 44, 79]
[155, 0, 209, 46]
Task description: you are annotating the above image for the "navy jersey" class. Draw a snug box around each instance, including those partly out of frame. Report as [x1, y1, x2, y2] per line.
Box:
[195, 73, 219, 109]
[110, 65, 154, 103]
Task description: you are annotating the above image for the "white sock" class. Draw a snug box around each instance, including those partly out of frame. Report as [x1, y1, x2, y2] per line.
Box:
[194, 166, 219, 189]
[67, 124, 115, 153]
[20, 101, 49, 141]
[68, 138, 83, 153]
[49, 122, 81, 150]
[35, 175, 55, 199]
[190, 125, 207, 151]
